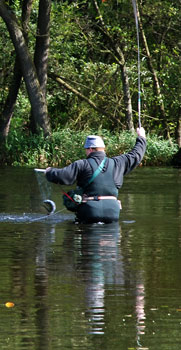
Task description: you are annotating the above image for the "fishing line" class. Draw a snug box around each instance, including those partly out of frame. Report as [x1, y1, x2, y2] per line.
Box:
[34, 168, 52, 201]
[132, 0, 141, 128]
[29, 208, 66, 223]
[34, 168, 57, 215]
[33, 168, 68, 223]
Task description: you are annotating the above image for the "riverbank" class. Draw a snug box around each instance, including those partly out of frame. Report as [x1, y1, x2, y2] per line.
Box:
[0, 128, 179, 167]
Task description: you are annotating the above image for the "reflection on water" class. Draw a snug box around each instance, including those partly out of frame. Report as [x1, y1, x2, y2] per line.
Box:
[136, 283, 145, 336]
[0, 167, 180, 350]
[74, 222, 122, 335]
[57, 222, 148, 344]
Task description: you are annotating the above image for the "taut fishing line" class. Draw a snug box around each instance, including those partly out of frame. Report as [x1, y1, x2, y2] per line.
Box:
[132, 0, 141, 128]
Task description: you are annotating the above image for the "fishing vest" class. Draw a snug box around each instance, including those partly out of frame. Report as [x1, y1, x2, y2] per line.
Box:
[84, 157, 118, 197]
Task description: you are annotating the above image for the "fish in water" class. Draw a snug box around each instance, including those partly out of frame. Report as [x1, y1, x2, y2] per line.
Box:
[43, 200, 56, 215]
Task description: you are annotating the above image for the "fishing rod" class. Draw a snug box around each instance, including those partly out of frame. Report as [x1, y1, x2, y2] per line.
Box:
[132, 0, 141, 128]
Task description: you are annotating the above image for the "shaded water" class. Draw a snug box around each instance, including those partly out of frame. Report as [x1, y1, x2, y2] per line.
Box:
[0, 166, 180, 350]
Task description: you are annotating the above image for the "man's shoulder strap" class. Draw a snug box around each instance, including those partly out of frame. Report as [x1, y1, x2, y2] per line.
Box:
[87, 157, 107, 186]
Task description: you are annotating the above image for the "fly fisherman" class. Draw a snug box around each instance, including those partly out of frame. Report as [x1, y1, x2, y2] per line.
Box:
[45, 127, 146, 224]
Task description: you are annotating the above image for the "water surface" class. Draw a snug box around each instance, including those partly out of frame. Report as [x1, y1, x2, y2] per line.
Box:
[0, 166, 180, 350]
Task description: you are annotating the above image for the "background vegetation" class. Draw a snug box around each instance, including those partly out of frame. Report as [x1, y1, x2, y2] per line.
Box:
[1, 128, 178, 167]
[0, 0, 180, 166]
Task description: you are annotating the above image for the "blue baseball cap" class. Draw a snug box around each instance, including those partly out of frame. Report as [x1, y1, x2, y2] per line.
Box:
[84, 135, 105, 148]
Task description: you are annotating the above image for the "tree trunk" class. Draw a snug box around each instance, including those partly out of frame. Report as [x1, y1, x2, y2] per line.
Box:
[115, 46, 134, 131]
[176, 114, 181, 148]
[0, 59, 22, 139]
[0, 0, 33, 140]
[0, 0, 51, 137]
[171, 114, 181, 167]
[34, 0, 51, 94]
[30, 0, 51, 133]
[136, 0, 170, 139]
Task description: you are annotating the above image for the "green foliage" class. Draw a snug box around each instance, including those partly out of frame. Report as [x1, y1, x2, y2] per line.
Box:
[145, 134, 178, 165]
[0, 0, 180, 140]
[1, 128, 178, 167]
[48, 0, 180, 136]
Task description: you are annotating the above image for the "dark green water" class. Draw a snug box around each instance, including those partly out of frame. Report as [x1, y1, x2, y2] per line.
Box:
[0, 166, 180, 350]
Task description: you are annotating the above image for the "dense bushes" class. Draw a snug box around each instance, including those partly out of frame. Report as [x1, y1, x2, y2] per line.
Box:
[0, 128, 178, 167]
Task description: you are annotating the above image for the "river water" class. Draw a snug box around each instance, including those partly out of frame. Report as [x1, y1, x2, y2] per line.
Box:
[0, 166, 180, 350]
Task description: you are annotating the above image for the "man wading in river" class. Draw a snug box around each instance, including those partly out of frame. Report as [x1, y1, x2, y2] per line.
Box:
[45, 127, 146, 224]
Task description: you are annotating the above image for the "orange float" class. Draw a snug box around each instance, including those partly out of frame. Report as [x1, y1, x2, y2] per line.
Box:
[5, 302, 15, 308]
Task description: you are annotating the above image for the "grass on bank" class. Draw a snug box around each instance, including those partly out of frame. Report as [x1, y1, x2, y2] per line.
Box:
[0, 128, 179, 167]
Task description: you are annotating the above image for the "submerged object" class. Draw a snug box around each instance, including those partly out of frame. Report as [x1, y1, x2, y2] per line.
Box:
[43, 199, 56, 215]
